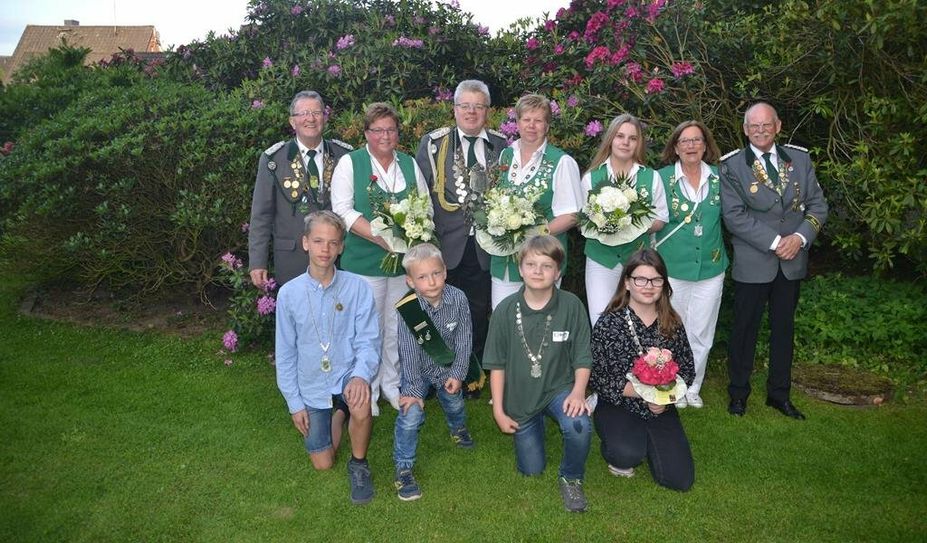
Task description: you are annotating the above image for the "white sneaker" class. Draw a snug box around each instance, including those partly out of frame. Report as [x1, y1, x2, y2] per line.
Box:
[675, 395, 688, 409]
[607, 464, 635, 478]
[686, 393, 703, 409]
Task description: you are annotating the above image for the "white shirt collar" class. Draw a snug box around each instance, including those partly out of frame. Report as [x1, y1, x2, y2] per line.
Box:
[456, 127, 488, 142]
[750, 143, 778, 161]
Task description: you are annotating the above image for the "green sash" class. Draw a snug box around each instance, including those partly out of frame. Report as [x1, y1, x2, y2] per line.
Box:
[395, 290, 455, 366]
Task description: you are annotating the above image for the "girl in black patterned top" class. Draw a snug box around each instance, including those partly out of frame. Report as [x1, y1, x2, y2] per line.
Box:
[589, 248, 696, 491]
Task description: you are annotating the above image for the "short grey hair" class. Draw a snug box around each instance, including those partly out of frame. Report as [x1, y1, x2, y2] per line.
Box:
[743, 101, 778, 125]
[303, 210, 346, 239]
[289, 90, 325, 115]
[402, 243, 445, 271]
[454, 80, 491, 106]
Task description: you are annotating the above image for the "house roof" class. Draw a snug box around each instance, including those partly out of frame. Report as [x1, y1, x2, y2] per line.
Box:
[3, 23, 160, 83]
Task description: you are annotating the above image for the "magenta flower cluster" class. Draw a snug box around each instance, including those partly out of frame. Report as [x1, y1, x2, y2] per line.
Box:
[261, 56, 273, 69]
[646, 78, 666, 94]
[251, 100, 264, 110]
[433, 87, 453, 102]
[290, 5, 303, 16]
[336, 34, 355, 50]
[584, 120, 604, 137]
[256, 295, 276, 316]
[291, 64, 300, 77]
[221, 252, 243, 269]
[671, 61, 695, 78]
[477, 25, 490, 37]
[393, 36, 424, 48]
[327, 64, 342, 77]
[223, 330, 239, 352]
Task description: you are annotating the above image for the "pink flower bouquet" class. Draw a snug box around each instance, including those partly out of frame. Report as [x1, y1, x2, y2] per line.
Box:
[627, 347, 687, 405]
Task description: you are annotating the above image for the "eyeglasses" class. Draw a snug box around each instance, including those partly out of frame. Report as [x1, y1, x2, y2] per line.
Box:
[746, 122, 775, 133]
[677, 137, 704, 147]
[630, 276, 665, 288]
[367, 127, 398, 136]
[291, 110, 324, 118]
[455, 103, 489, 112]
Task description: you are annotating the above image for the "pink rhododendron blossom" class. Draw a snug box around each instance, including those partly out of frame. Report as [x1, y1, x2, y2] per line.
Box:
[646, 77, 666, 94]
[566, 95, 579, 107]
[256, 295, 276, 316]
[556, 7, 568, 18]
[393, 36, 424, 48]
[567, 31, 580, 42]
[550, 100, 561, 117]
[261, 56, 273, 68]
[526, 37, 540, 50]
[584, 11, 609, 42]
[565, 73, 584, 88]
[585, 45, 610, 69]
[626, 6, 639, 18]
[647, 0, 668, 22]
[584, 120, 604, 137]
[263, 278, 278, 293]
[221, 252, 243, 269]
[477, 25, 490, 37]
[429, 26, 441, 36]
[223, 330, 239, 352]
[545, 19, 557, 32]
[554, 43, 565, 55]
[507, 108, 516, 120]
[327, 64, 342, 76]
[610, 44, 630, 65]
[291, 64, 300, 77]
[607, 0, 626, 9]
[499, 120, 519, 136]
[290, 5, 303, 15]
[336, 34, 355, 50]
[433, 87, 453, 102]
[251, 100, 264, 109]
[626, 62, 644, 83]
[671, 61, 695, 78]
[449, 0, 460, 8]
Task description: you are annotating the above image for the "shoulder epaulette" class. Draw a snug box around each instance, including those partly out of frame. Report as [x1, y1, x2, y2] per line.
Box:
[428, 126, 453, 140]
[782, 143, 808, 153]
[264, 141, 286, 155]
[720, 149, 740, 162]
[330, 139, 353, 151]
[487, 128, 506, 139]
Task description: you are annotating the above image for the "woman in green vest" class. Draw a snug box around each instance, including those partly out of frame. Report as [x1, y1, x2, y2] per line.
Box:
[331, 102, 432, 415]
[654, 120, 728, 409]
[583, 114, 668, 326]
[489, 94, 583, 309]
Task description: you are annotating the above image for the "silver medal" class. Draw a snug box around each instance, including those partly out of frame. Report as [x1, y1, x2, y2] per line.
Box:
[694, 224, 703, 237]
[320, 355, 332, 373]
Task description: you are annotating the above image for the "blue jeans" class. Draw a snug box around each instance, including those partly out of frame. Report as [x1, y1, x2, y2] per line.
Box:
[513, 388, 591, 480]
[393, 386, 467, 470]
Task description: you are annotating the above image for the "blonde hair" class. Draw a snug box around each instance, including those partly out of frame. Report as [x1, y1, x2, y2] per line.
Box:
[363, 102, 400, 131]
[402, 243, 445, 271]
[514, 94, 552, 123]
[303, 210, 346, 239]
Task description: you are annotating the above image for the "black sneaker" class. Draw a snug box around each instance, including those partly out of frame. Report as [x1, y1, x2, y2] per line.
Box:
[558, 477, 588, 513]
[347, 459, 374, 505]
[451, 427, 474, 449]
[394, 469, 422, 501]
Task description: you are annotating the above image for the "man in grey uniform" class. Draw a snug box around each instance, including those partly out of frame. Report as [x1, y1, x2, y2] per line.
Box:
[720, 101, 828, 420]
[249, 90, 352, 287]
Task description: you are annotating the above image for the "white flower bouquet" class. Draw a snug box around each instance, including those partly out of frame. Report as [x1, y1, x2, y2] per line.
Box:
[369, 190, 435, 273]
[579, 173, 654, 246]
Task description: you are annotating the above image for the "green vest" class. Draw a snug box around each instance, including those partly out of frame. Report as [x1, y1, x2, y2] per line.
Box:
[583, 164, 654, 269]
[654, 165, 728, 280]
[490, 144, 569, 281]
[342, 149, 417, 277]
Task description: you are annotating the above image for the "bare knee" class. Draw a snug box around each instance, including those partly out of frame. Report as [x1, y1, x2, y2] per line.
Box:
[310, 452, 334, 471]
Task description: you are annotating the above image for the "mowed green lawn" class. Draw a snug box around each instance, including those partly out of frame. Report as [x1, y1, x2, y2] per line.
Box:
[1, 283, 924, 543]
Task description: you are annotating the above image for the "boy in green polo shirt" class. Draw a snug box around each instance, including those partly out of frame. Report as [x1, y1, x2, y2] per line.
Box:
[483, 235, 593, 513]
[393, 243, 475, 501]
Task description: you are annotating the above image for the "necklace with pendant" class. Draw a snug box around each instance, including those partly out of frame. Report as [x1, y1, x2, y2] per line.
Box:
[515, 302, 553, 378]
[306, 283, 341, 372]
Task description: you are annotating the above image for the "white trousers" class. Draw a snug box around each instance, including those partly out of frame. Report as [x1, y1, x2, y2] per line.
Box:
[585, 258, 623, 327]
[668, 273, 724, 396]
[360, 274, 407, 410]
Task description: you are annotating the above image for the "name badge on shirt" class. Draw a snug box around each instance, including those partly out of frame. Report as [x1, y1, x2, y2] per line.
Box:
[446, 321, 458, 331]
[552, 331, 570, 342]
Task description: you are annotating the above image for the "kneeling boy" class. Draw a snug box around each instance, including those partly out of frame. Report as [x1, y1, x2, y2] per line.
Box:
[393, 243, 475, 501]
[275, 211, 381, 505]
[483, 235, 593, 512]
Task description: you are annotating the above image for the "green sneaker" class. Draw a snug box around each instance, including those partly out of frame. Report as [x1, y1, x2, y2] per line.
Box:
[451, 427, 474, 449]
[394, 469, 422, 501]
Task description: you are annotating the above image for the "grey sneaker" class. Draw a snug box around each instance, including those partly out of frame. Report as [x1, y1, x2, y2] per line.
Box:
[558, 477, 588, 513]
[607, 464, 635, 478]
[347, 459, 374, 505]
[451, 427, 474, 449]
[394, 469, 422, 501]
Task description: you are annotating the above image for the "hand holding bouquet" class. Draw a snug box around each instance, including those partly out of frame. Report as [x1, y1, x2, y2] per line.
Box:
[626, 347, 687, 405]
[579, 173, 654, 246]
[473, 183, 548, 256]
[369, 189, 435, 273]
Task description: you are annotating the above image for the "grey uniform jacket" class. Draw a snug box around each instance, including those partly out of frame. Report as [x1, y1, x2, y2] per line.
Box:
[248, 138, 352, 285]
[720, 144, 828, 283]
[415, 127, 508, 271]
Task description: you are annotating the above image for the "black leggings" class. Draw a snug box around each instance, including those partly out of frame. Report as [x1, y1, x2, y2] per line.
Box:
[593, 400, 695, 491]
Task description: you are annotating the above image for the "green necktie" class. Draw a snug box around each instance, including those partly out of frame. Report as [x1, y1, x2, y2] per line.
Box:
[305, 149, 321, 198]
[464, 135, 479, 169]
[763, 152, 780, 185]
